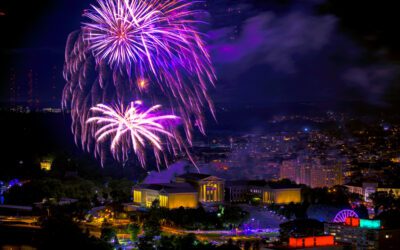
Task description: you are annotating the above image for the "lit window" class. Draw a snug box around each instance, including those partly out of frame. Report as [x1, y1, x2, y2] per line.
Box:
[133, 190, 142, 203]
[160, 195, 168, 208]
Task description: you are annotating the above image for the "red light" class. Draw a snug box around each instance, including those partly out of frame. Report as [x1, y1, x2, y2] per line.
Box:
[289, 236, 334, 248]
[316, 236, 334, 246]
[289, 238, 296, 247]
[304, 237, 314, 247]
[345, 217, 360, 227]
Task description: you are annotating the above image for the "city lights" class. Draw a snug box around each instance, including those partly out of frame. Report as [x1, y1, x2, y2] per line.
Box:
[360, 219, 381, 229]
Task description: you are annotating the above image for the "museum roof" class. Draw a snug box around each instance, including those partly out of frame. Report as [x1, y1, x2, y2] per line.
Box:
[226, 180, 268, 187]
[266, 182, 301, 189]
[135, 183, 197, 193]
[226, 180, 300, 189]
[176, 173, 213, 181]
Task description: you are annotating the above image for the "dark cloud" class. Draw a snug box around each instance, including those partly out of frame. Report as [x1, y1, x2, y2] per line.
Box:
[343, 65, 399, 105]
[207, 1, 400, 106]
[320, 0, 400, 61]
[210, 11, 336, 75]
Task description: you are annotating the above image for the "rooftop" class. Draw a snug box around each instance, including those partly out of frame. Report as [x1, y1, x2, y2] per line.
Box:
[226, 180, 300, 189]
[226, 180, 268, 187]
[136, 183, 197, 194]
[267, 182, 300, 189]
[176, 173, 213, 181]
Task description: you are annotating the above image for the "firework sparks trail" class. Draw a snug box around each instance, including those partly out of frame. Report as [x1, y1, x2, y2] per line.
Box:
[87, 101, 185, 168]
[62, 0, 215, 168]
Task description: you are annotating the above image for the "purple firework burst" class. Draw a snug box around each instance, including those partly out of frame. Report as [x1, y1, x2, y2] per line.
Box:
[63, 0, 215, 168]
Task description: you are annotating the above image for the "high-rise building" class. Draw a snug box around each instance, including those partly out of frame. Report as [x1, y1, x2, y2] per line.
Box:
[280, 159, 300, 183]
[280, 159, 343, 188]
[299, 164, 311, 186]
[310, 165, 343, 188]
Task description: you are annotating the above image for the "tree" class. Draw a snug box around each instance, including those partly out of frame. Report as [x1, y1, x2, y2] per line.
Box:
[159, 235, 175, 250]
[370, 191, 397, 213]
[138, 235, 155, 250]
[221, 206, 249, 228]
[100, 221, 117, 242]
[143, 200, 162, 238]
[159, 234, 217, 250]
[301, 186, 351, 207]
[128, 223, 141, 242]
[376, 209, 400, 229]
[5, 178, 64, 205]
[108, 179, 133, 203]
[4, 177, 100, 207]
[217, 239, 240, 250]
[62, 178, 97, 201]
[38, 214, 112, 250]
[174, 233, 197, 250]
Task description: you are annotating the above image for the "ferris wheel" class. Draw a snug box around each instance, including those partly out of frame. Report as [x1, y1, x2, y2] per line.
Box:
[333, 209, 359, 223]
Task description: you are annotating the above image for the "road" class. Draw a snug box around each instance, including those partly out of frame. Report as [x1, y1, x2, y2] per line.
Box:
[240, 205, 287, 229]
[0, 216, 40, 229]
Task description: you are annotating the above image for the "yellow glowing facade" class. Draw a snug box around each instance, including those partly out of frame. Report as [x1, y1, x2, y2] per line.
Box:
[377, 188, 400, 198]
[40, 160, 52, 171]
[199, 182, 224, 203]
[165, 193, 198, 209]
[133, 174, 224, 209]
[159, 194, 168, 207]
[133, 190, 142, 203]
[132, 187, 198, 209]
[189, 176, 224, 204]
[391, 157, 400, 163]
[263, 188, 301, 204]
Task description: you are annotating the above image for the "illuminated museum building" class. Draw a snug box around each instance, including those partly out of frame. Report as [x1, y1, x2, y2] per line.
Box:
[133, 173, 302, 209]
[175, 173, 225, 204]
[226, 180, 301, 204]
[133, 183, 198, 209]
[133, 173, 225, 209]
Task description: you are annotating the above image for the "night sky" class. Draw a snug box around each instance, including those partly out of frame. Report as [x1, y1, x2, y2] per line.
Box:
[1, 0, 400, 109]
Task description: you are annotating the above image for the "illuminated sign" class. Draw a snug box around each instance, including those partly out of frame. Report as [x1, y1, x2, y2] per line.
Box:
[345, 217, 360, 227]
[289, 236, 334, 248]
[360, 219, 381, 229]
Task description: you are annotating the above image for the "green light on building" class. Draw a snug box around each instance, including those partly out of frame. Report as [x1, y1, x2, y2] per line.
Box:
[360, 219, 381, 229]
